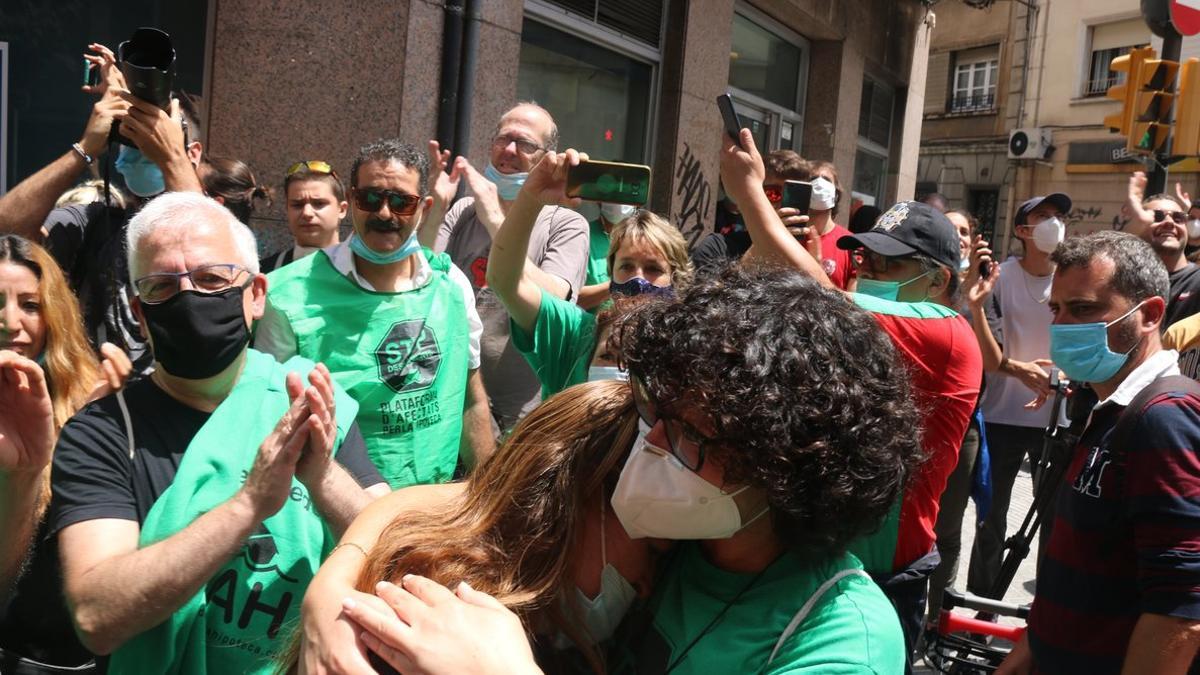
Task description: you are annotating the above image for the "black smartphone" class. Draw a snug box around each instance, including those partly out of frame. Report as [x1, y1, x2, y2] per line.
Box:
[782, 180, 812, 214]
[566, 160, 651, 206]
[979, 261, 992, 279]
[717, 93, 744, 149]
[83, 58, 100, 87]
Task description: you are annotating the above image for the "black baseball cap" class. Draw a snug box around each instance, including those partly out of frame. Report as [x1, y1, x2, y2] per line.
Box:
[1015, 193, 1072, 226]
[837, 201, 960, 270]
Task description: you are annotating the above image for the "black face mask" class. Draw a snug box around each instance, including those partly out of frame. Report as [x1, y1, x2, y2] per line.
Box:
[140, 284, 251, 379]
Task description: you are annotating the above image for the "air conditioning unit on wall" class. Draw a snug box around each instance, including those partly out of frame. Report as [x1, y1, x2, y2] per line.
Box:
[1008, 127, 1053, 160]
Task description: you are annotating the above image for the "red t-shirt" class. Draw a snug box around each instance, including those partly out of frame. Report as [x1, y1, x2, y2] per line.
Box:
[820, 224, 856, 290]
[848, 294, 984, 573]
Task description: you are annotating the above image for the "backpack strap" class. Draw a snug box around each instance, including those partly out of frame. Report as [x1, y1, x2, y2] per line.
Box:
[1109, 375, 1200, 453]
[766, 569, 871, 664]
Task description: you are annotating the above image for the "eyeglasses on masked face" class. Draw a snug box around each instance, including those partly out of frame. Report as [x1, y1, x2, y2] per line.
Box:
[490, 134, 546, 157]
[351, 187, 421, 216]
[134, 263, 251, 305]
[630, 376, 720, 473]
[850, 249, 913, 275]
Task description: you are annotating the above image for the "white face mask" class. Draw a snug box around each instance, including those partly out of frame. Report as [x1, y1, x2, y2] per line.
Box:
[610, 423, 767, 540]
[588, 366, 629, 383]
[1031, 216, 1065, 253]
[1188, 218, 1200, 241]
[811, 177, 838, 211]
[600, 203, 637, 225]
[573, 504, 637, 644]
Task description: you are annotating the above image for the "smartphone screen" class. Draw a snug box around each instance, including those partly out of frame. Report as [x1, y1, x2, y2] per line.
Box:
[716, 94, 744, 149]
[566, 160, 651, 206]
[782, 180, 812, 214]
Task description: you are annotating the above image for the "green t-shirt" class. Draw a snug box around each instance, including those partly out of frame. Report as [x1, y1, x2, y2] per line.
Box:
[586, 218, 611, 287]
[613, 544, 904, 674]
[511, 289, 597, 399]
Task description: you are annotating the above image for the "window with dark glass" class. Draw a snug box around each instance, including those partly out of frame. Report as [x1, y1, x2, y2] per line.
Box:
[517, 18, 653, 163]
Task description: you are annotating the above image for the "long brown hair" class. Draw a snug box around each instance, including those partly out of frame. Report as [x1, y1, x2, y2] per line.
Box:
[357, 380, 639, 670]
[0, 235, 99, 430]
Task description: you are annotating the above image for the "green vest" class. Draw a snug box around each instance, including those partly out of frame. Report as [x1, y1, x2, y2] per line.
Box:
[108, 349, 358, 674]
[266, 250, 470, 488]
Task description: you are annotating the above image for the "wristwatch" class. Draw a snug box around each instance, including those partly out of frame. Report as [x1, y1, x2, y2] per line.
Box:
[71, 142, 95, 166]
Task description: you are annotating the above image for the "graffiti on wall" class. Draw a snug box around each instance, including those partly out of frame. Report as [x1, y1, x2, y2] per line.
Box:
[674, 142, 712, 245]
[1063, 206, 1104, 229]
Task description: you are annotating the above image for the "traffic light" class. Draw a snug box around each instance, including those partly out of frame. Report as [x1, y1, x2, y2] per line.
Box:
[1176, 58, 1200, 158]
[1128, 58, 1179, 155]
[1105, 47, 1155, 135]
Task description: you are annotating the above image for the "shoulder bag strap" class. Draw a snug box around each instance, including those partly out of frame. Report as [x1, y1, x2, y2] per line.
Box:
[766, 569, 871, 665]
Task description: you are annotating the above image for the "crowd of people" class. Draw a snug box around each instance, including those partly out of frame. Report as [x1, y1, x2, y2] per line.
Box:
[2, 37, 1200, 675]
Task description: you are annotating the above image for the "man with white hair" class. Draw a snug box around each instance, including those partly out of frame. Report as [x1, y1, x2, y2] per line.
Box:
[48, 192, 389, 673]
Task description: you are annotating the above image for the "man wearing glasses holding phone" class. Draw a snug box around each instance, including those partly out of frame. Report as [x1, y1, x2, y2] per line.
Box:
[259, 161, 349, 274]
[49, 192, 388, 672]
[257, 139, 492, 489]
[428, 103, 589, 433]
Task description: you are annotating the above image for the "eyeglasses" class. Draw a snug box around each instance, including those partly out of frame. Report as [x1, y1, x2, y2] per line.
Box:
[134, 263, 250, 305]
[286, 160, 337, 178]
[763, 185, 784, 205]
[490, 134, 546, 156]
[1153, 209, 1188, 224]
[850, 249, 912, 274]
[630, 377, 717, 472]
[352, 187, 421, 215]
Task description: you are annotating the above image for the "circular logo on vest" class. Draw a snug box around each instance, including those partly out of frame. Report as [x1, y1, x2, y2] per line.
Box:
[375, 320, 442, 393]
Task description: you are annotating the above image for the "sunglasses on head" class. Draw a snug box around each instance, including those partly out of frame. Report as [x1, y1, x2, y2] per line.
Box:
[763, 185, 784, 204]
[1154, 209, 1188, 224]
[352, 187, 421, 215]
[286, 160, 337, 178]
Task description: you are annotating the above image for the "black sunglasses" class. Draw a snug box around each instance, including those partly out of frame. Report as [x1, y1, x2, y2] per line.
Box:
[1154, 209, 1188, 225]
[352, 187, 421, 215]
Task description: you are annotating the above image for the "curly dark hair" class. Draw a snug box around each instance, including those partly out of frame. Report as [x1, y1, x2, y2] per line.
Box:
[349, 138, 429, 192]
[618, 264, 923, 560]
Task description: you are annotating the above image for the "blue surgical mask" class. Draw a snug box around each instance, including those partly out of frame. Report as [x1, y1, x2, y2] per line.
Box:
[1049, 301, 1146, 383]
[587, 366, 629, 383]
[610, 277, 674, 300]
[855, 271, 933, 302]
[349, 231, 422, 265]
[483, 163, 528, 201]
[574, 505, 637, 644]
[958, 257, 971, 273]
[115, 145, 165, 197]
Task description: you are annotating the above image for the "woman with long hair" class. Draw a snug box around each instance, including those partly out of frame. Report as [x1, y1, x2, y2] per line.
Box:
[294, 379, 657, 674]
[487, 151, 693, 393]
[0, 234, 129, 673]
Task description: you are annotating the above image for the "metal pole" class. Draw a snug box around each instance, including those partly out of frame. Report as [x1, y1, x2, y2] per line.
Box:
[454, 0, 481, 162]
[436, 0, 465, 154]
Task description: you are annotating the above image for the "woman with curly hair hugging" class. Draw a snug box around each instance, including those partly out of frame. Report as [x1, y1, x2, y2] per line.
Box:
[299, 262, 924, 675]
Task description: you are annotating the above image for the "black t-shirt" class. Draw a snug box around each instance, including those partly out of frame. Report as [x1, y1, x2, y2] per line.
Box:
[42, 202, 152, 376]
[0, 520, 94, 667]
[690, 231, 752, 273]
[260, 247, 296, 275]
[49, 377, 383, 534]
[1167, 263, 1200, 328]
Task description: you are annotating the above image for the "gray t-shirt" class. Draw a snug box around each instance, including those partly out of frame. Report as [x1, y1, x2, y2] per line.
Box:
[435, 197, 589, 430]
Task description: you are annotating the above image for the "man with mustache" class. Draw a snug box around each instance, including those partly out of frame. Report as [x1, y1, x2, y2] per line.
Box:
[257, 139, 493, 487]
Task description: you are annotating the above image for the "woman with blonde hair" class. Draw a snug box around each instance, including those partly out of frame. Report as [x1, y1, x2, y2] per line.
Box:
[1, 234, 129, 673]
[294, 379, 657, 673]
[487, 150, 694, 395]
